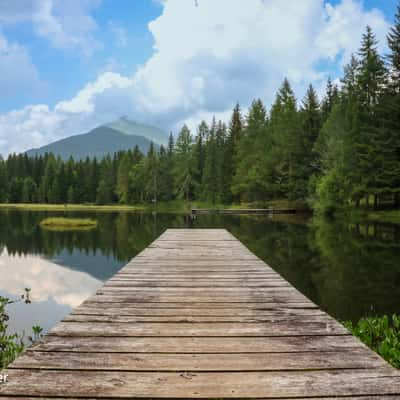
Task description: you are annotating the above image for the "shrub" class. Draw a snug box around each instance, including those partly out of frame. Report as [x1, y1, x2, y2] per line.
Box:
[344, 315, 400, 368]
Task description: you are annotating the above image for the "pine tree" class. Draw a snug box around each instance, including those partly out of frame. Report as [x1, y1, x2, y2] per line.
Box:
[41, 155, 58, 203]
[202, 119, 219, 203]
[301, 84, 322, 177]
[193, 121, 208, 197]
[173, 125, 196, 201]
[116, 152, 132, 203]
[355, 26, 387, 205]
[158, 145, 174, 201]
[144, 143, 159, 202]
[388, 3, 400, 92]
[233, 99, 268, 201]
[21, 177, 37, 203]
[321, 78, 339, 122]
[0, 158, 8, 203]
[225, 103, 243, 202]
[358, 26, 386, 109]
[96, 156, 114, 205]
[269, 79, 302, 199]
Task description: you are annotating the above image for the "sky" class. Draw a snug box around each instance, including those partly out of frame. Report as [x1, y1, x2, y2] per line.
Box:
[0, 0, 398, 156]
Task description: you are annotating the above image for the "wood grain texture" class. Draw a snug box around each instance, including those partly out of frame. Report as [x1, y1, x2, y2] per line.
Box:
[1, 369, 400, 398]
[1, 228, 398, 399]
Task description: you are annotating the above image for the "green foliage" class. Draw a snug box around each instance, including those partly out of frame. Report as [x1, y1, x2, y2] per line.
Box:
[0, 297, 24, 369]
[344, 315, 400, 368]
[173, 125, 197, 201]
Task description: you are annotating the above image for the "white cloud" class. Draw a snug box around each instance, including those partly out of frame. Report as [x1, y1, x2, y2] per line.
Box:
[0, 249, 101, 308]
[0, 0, 101, 56]
[0, 33, 42, 101]
[0, 0, 391, 156]
[56, 72, 132, 113]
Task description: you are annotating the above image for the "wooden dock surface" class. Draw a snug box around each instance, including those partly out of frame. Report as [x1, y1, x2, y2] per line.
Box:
[191, 208, 297, 215]
[1, 228, 399, 398]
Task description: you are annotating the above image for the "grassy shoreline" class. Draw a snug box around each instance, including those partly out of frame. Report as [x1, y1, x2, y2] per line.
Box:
[365, 210, 400, 224]
[0, 200, 307, 214]
[0, 203, 147, 212]
[1, 202, 399, 224]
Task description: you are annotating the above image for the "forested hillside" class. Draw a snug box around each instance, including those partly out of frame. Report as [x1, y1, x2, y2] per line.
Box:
[0, 8, 399, 213]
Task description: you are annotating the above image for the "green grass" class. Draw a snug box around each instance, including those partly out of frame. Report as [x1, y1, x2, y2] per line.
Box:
[366, 210, 400, 224]
[0, 203, 146, 212]
[39, 217, 98, 230]
[344, 315, 400, 368]
[0, 199, 308, 214]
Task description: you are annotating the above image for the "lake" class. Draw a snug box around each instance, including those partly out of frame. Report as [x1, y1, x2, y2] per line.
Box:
[1, 209, 399, 338]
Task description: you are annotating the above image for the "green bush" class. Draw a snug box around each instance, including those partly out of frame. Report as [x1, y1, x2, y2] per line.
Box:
[344, 315, 400, 368]
[0, 296, 24, 369]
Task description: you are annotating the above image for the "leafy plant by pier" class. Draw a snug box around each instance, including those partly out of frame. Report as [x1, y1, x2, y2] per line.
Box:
[344, 315, 400, 368]
[0, 297, 24, 369]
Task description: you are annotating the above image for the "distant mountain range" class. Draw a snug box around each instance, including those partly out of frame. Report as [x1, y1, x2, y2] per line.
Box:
[26, 117, 167, 160]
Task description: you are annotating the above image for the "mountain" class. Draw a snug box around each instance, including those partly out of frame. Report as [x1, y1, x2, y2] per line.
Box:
[105, 117, 167, 146]
[26, 118, 167, 160]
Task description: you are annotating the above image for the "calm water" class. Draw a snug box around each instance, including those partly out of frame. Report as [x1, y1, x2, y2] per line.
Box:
[1, 210, 399, 337]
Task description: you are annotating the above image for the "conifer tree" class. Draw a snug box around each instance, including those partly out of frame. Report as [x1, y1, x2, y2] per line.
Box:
[232, 99, 268, 201]
[270, 79, 302, 199]
[388, 3, 400, 91]
[225, 103, 243, 202]
[355, 26, 387, 205]
[116, 152, 132, 203]
[202, 119, 219, 203]
[193, 121, 208, 197]
[173, 125, 196, 201]
[0, 158, 8, 203]
[144, 143, 159, 202]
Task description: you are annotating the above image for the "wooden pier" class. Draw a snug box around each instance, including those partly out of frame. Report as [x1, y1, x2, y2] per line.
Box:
[1, 228, 400, 398]
[191, 208, 298, 215]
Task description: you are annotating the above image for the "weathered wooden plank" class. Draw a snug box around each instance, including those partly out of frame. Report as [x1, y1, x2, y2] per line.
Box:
[104, 280, 291, 288]
[79, 299, 319, 309]
[1, 369, 399, 398]
[109, 273, 284, 279]
[62, 313, 332, 323]
[0, 397, 396, 400]
[90, 294, 311, 303]
[71, 306, 325, 317]
[28, 335, 367, 353]
[10, 349, 385, 371]
[49, 321, 348, 337]
[96, 287, 304, 296]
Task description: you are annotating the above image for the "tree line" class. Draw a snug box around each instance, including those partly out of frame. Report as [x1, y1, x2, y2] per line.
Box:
[0, 6, 399, 213]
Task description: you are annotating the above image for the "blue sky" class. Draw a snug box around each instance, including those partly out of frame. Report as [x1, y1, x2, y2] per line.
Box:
[1, 0, 162, 112]
[0, 0, 398, 155]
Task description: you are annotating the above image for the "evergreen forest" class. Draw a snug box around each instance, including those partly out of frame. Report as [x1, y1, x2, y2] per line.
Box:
[1, 7, 399, 215]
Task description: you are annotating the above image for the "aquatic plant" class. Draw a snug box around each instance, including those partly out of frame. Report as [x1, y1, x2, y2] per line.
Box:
[344, 315, 400, 368]
[39, 217, 98, 230]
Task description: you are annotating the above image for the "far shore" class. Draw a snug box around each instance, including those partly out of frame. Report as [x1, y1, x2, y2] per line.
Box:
[0, 202, 399, 225]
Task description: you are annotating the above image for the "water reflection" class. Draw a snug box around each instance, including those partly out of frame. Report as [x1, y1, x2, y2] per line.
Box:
[0, 209, 399, 337]
[0, 249, 101, 336]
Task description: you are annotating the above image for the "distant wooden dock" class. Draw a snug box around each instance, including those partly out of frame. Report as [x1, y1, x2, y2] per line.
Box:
[191, 208, 297, 215]
[1, 228, 399, 398]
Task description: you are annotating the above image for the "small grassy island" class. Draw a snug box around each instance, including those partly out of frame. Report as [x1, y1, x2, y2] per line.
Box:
[39, 217, 98, 231]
